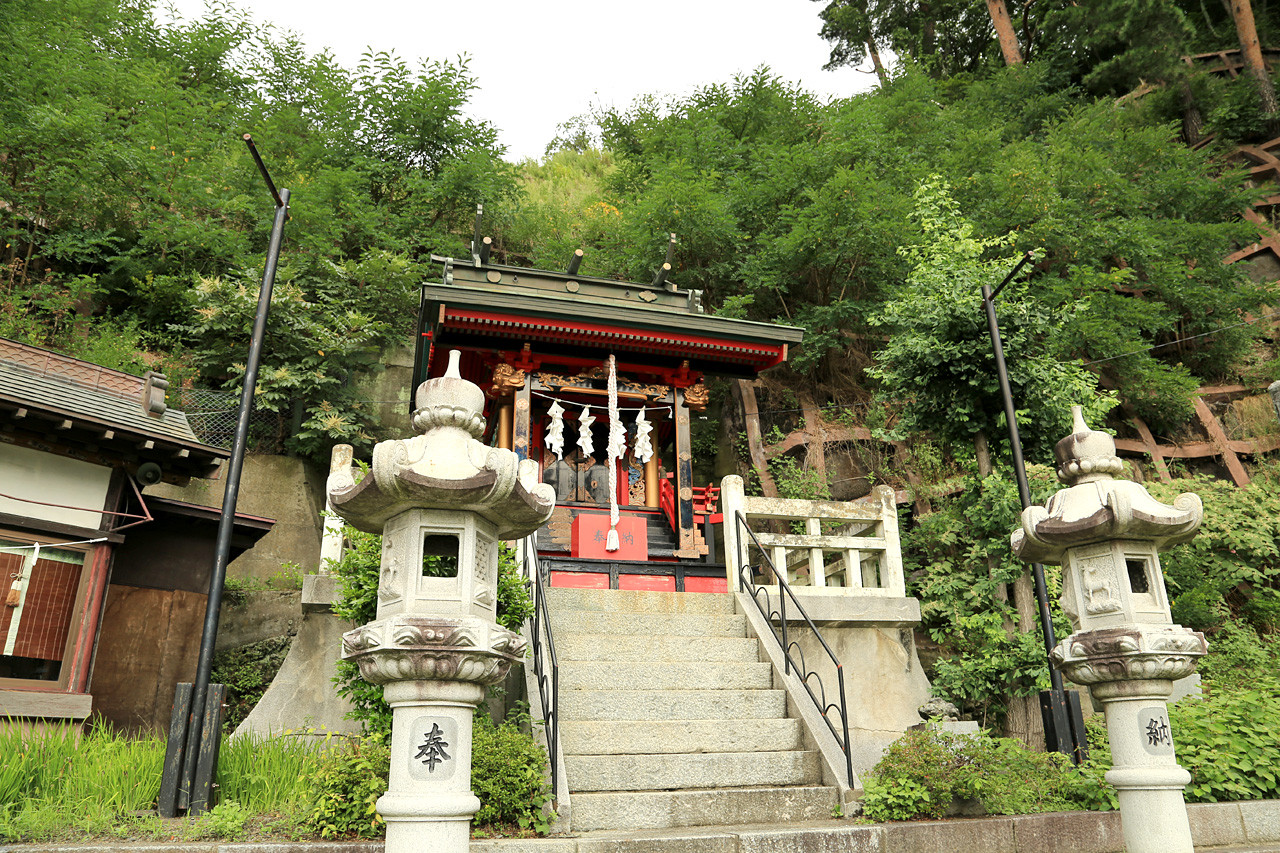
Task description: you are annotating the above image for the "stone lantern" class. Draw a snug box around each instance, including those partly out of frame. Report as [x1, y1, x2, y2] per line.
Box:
[1011, 407, 1207, 853]
[327, 350, 556, 853]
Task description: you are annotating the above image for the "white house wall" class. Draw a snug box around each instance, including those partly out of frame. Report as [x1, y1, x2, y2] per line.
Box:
[0, 443, 111, 529]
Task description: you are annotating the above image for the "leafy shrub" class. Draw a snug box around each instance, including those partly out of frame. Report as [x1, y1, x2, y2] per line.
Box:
[211, 636, 292, 733]
[472, 713, 552, 832]
[1148, 472, 1280, 635]
[902, 466, 1065, 728]
[196, 800, 250, 840]
[1172, 677, 1280, 803]
[1197, 620, 1280, 692]
[305, 738, 390, 840]
[861, 726, 1105, 821]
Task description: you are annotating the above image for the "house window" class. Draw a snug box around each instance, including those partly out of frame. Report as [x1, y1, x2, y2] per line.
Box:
[0, 536, 89, 687]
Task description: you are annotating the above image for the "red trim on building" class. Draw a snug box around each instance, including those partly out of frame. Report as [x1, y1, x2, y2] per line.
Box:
[438, 308, 787, 370]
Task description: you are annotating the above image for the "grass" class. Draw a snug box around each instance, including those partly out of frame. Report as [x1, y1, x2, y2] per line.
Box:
[0, 723, 329, 844]
[217, 731, 334, 812]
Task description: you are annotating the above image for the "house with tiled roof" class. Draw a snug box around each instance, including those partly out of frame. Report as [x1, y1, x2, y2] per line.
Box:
[0, 337, 272, 730]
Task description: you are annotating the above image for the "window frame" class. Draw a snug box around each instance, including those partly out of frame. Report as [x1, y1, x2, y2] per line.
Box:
[0, 530, 94, 693]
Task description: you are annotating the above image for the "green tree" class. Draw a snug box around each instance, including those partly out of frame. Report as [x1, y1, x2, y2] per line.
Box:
[0, 0, 514, 457]
[868, 176, 1114, 459]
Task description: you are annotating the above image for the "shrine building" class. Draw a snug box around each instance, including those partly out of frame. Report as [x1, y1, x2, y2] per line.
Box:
[414, 241, 802, 591]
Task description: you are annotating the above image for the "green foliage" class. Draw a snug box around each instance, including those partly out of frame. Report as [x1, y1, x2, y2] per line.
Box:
[813, 1, 1003, 78]
[0, 0, 511, 454]
[1147, 471, 1280, 633]
[305, 737, 390, 840]
[471, 714, 553, 832]
[862, 726, 1102, 821]
[495, 149, 621, 273]
[211, 636, 292, 733]
[868, 176, 1115, 458]
[0, 725, 164, 820]
[173, 251, 424, 460]
[217, 733, 327, 812]
[902, 466, 1064, 727]
[1072, 716, 1120, 812]
[768, 453, 832, 501]
[1172, 677, 1280, 802]
[196, 800, 250, 840]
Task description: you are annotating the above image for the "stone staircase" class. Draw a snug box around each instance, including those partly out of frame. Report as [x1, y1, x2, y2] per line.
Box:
[546, 586, 839, 832]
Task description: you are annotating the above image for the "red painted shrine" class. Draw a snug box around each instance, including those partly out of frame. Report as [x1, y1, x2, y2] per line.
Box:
[414, 242, 802, 591]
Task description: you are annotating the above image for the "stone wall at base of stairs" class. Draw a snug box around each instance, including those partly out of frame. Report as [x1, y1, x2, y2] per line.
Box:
[7, 798, 1280, 853]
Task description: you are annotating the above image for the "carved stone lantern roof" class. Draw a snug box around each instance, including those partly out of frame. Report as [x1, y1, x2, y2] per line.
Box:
[328, 350, 555, 537]
[1011, 407, 1202, 565]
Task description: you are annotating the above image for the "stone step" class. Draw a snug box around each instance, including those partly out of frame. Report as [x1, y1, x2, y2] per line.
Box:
[568, 785, 839, 832]
[559, 689, 787, 721]
[558, 661, 773, 692]
[557, 633, 759, 662]
[553, 609, 747, 638]
[547, 587, 736, 615]
[561, 718, 804, 756]
[566, 750, 822, 792]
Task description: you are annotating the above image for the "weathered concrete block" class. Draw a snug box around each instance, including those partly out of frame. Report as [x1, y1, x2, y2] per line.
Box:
[469, 839, 579, 853]
[881, 816, 1015, 853]
[1241, 798, 1280, 842]
[561, 718, 803, 756]
[1010, 810, 1124, 853]
[560, 610, 746, 637]
[569, 786, 837, 832]
[302, 572, 342, 611]
[559, 688, 787, 721]
[233, 609, 359, 741]
[215, 589, 300, 653]
[736, 823, 882, 853]
[575, 829, 738, 853]
[557, 634, 759, 662]
[787, 592, 921, 627]
[558, 661, 773, 692]
[547, 587, 736, 615]
[1187, 802, 1246, 848]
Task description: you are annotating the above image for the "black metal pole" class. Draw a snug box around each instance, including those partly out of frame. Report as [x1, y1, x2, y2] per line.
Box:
[981, 279, 1062, 688]
[981, 254, 1078, 760]
[179, 143, 289, 810]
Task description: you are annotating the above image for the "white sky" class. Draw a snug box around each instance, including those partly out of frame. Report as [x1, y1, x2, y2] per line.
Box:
[163, 0, 884, 162]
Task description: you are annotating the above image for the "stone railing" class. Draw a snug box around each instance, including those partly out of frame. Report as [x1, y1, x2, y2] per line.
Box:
[721, 479, 905, 597]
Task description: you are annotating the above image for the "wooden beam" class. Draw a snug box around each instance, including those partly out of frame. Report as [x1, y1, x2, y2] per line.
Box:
[512, 383, 531, 463]
[672, 387, 703, 558]
[1119, 404, 1172, 483]
[1193, 396, 1250, 486]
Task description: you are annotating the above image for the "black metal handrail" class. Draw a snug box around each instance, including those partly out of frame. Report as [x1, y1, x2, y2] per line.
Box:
[734, 511, 855, 788]
[522, 536, 560, 804]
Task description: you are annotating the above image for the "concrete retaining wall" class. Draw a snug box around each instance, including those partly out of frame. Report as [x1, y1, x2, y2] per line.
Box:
[8, 799, 1280, 852]
[147, 454, 325, 584]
